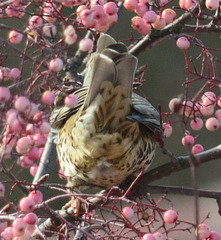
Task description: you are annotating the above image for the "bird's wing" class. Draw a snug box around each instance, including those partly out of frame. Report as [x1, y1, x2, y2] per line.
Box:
[127, 92, 161, 135]
[50, 87, 88, 129]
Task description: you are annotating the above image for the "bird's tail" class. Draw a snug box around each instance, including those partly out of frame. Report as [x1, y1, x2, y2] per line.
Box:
[83, 34, 137, 109]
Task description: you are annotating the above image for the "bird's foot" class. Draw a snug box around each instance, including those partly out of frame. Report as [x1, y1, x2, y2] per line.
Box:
[62, 197, 81, 216]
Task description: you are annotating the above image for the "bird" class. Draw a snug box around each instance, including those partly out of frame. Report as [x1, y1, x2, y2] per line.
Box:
[50, 34, 161, 192]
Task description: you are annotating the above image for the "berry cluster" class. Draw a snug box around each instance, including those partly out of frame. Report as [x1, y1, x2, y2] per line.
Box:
[121, 206, 220, 239]
[0, 190, 42, 240]
[165, 91, 221, 154]
[129, 0, 220, 36]
[77, 1, 118, 33]
[1, 92, 51, 176]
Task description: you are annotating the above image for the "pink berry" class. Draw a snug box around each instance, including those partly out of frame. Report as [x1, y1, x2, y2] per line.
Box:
[6, 4, 22, 18]
[92, 5, 107, 21]
[200, 105, 214, 117]
[28, 103, 39, 118]
[138, 21, 151, 35]
[16, 137, 33, 154]
[131, 16, 151, 35]
[6, 109, 18, 125]
[132, 16, 145, 31]
[39, 148, 44, 158]
[1, 227, 13, 240]
[8, 30, 23, 44]
[143, 10, 157, 24]
[182, 135, 195, 147]
[80, 9, 95, 28]
[79, 38, 93, 52]
[33, 134, 47, 147]
[91, 0, 104, 7]
[39, 122, 51, 134]
[63, 25, 77, 45]
[19, 156, 34, 168]
[27, 147, 40, 160]
[13, 218, 27, 236]
[30, 165, 38, 176]
[0, 87, 11, 102]
[49, 58, 63, 72]
[176, 37, 190, 50]
[0, 67, 11, 81]
[28, 190, 43, 204]
[217, 97, 221, 108]
[205, 117, 219, 131]
[168, 97, 182, 113]
[192, 144, 204, 154]
[196, 223, 211, 239]
[94, 21, 109, 33]
[41, 90, 55, 105]
[19, 197, 35, 213]
[202, 94, 216, 108]
[0, 8, 3, 18]
[10, 113, 20, 128]
[124, 0, 138, 11]
[183, 100, 197, 118]
[10, 68, 21, 79]
[190, 118, 203, 131]
[43, 23, 57, 37]
[104, 2, 118, 15]
[162, 8, 176, 24]
[14, 96, 31, 113]
[159, 0, 168, 6]
[163, 209, 178, 224]
[208, 230, 221, 240]
[26, 123, 39, 134]
[0, 222, 8, 233]
[11, 119, 23, 133]
[122, 206, 134, 219]
[152, 15, 166, 30]
[163, 123, 172, 137]
[215, 109, 221, 122]
[153, 232, 164, 240]
[205, 0, 219, 10]
[0, 182, 5, 197]
[32, 111, 47, 122]
[179, 0, 197, 9]
[24, 212, 38, 225]
[202, 91, 216, 101]
[64, 93, 79, 108]
[135, 3, 149, 16]
[76, 5, 87, 16]
[16, 229, 32, 240]
[108, 13, 118, 26]
[203, 99, 216, 108]
[143, 233, 155, 240]
[42, 2, 57, 23]
[28, 15, 43, 29]
[186, 0, 197, 9]
[3, 133, 17, 147]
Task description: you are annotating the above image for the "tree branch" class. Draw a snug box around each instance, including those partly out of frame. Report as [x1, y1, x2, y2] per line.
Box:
[128, 1, 221, 56]
[133, 144, 221, 195]
[147, 185, 221, 200]
[32, 129, 58, 190]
